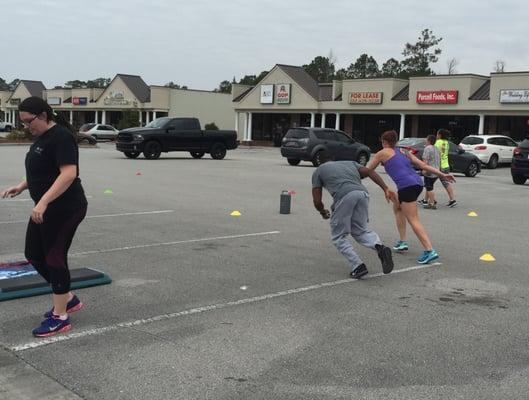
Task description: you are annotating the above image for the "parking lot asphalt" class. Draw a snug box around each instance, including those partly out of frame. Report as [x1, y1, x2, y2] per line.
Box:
[1, 143, 528, 400]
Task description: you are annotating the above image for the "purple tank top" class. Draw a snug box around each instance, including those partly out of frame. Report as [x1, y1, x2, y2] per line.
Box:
[383, 149, 423, 190]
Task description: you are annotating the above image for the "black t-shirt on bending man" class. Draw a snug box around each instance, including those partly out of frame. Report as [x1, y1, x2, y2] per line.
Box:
[25, 124, 87, 209]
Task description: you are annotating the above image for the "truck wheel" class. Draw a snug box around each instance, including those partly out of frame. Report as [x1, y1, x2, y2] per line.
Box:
[190, 151, 205, 159]
[312, 151, 325, 167]
[287, 158, 301, 166]
[210, 143, 227, 160]
[357, 152, 369, 166]
[124, 151, 140, 159]
[143, 141, 162, 159]
[512, 175, 527, 185]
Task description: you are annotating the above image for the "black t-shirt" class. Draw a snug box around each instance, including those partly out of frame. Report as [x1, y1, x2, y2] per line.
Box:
[25, 124, 87, 209]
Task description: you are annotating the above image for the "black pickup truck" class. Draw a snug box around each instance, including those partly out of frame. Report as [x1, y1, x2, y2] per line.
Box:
[115, 117, 238, 160]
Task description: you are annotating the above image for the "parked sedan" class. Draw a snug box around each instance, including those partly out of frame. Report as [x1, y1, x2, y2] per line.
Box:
[511, 137, 529, 185]
[397, 137, 481, 177]
[79, 123, 119, 141]
[76, 132, 97, 145]
[459, 135, 518, 169]
[280, 128, 371, 167]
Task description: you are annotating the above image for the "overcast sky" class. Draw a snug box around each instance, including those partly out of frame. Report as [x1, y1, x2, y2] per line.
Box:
[3, 0, 528, 90]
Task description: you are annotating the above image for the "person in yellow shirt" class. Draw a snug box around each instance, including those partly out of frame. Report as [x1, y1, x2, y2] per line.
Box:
[435, 129, 457, 207]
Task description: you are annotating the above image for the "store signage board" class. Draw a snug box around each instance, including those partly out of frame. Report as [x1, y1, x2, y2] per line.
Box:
[276, 83, 291, 104]
[349, 92, 383, 104]
[103, 91, 131, 106]
[47, 97, 61, 106]
[72, 97, 88, 105]
[499, 89, 529, 103]
[260, 84, 274, 104]
[417, 90, 458, 104]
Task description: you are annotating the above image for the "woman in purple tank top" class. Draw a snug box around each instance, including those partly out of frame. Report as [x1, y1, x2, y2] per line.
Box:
[367, 130, 455, 264]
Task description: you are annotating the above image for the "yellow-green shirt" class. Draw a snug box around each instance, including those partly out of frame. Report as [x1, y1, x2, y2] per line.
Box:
[435, 139, 450, 169]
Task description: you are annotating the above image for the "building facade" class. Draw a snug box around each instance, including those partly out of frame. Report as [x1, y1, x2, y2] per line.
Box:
[0, 74, 233, 131]
[233, 65, 529, 149]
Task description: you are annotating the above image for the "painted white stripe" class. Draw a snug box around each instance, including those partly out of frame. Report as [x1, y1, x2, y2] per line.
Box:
[10, 262, 440, 352]
[71, 231, 281, 256]
[0, 210, 174, 225]
[3, 195, 93, 203]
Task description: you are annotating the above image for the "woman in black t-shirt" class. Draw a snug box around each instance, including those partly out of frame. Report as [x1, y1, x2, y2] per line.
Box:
[1, 97, 88, 338]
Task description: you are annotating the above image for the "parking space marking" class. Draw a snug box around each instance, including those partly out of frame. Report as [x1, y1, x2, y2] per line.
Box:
[70, 231, 281, 256]
[9, 262, 441, 352]
[2, 195, 93, 203]
[0, 210, 174, 225]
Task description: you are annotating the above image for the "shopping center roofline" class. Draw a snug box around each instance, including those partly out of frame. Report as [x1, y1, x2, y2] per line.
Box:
[490, 71, 529, 75]
[149, 86, 230, 94]
[341, 77, 409, 82]
[409, 73, 489, 79]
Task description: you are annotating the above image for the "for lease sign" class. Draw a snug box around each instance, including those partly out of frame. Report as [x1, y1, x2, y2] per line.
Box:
[416, 90, 458, 104]
[349, 92, 383, 104]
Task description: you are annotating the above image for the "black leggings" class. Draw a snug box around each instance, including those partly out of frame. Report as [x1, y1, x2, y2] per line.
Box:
[25, 205, 87, 294]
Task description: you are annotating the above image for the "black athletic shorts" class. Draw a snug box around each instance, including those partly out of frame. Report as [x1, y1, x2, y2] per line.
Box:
[423, 176, 438, 192]
[398, 185, 423, 203]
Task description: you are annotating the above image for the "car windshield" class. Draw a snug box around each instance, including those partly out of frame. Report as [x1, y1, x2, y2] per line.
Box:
[397, 138, 425, 146]
[461, 136, 483, 145]
[285, 129, 309, 139]
[79, 123, 96, 132]
[145, 117, 171, 128]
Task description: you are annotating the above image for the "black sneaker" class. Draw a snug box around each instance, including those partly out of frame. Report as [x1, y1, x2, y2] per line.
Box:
[417, 199, 428, 205]
[350, 264, 368, 279]
[447, 200, 457, 208]
[376, 244, 394, 274]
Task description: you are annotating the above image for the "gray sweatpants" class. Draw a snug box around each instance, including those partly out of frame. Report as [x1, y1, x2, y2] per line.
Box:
[330, 190, 381, 270]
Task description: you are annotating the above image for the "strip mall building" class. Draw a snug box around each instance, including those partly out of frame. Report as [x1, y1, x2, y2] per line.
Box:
[232, 65, 529, 149]
[2, 66, 529, 150]
[0, 74, 233, 131]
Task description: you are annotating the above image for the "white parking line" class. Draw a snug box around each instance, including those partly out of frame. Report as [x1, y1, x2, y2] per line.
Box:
[71, 231, 281, 256]
[2, 195, 93, 203]
[9, 262, 441, 352]
[0, 210, 174, 225]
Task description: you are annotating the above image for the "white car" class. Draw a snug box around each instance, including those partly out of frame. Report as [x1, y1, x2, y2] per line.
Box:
[0, 121, 14, 132]
[459, 135, 518, 169]
[79, 123, 119, 141]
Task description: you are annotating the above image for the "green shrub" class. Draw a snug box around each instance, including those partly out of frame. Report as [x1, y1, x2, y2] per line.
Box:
[6, 129, 32, 141]
[117, 110, 140, 130]
[205, 122, 219, 130]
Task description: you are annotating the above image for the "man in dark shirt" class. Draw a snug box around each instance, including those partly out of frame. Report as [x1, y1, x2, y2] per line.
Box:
[312, 154, 395, 279]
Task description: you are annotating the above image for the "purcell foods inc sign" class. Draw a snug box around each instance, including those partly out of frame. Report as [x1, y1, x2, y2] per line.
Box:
[417, 90, 458, 104]
[349, 92, 383, 104]
[260, 84, 274, 104]
[276, 84, 291, 104]
[499, 89, 529, 103]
